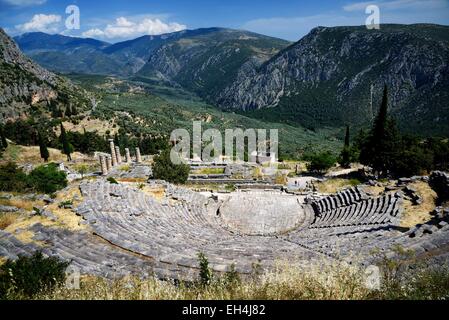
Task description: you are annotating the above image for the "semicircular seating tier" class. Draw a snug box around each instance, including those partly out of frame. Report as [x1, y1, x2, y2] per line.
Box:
[1, 180, 449, 280]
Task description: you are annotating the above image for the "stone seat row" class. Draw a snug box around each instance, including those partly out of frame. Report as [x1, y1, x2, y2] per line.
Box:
[309, 193, 402, 228]
[311, 187, 367, 213]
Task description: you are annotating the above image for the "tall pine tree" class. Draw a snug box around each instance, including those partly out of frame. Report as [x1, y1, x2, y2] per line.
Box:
[65, 105, 72, 118]
[0, 126, 8, 149]
[38, 131, 50, 162]
[360, 85, 401, 176]
[340, 125, 351, 168]
[60, 124, 73, 161]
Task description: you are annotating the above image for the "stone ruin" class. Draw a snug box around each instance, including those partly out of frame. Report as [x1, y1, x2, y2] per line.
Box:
[98, 139, 143, 176]
[1, 175, 449, 281]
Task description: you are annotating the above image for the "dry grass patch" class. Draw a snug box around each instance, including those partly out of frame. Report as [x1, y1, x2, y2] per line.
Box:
[274, 174, 288, 185]
[141, 186, 166, 201]
[316, 178, 361, 194]
[0, 144, 85, 166]
[42, 262, 370, 300]
[44, 184, 86, 231]
[0, 213, 19, 230]
[59, 118, 118, 136]
[117, 178, 147, 183]
[400, 182, 437, 228]
[191, 168, 225, 175]
[362, 185, 386, 197]
[118, 164, 131, 172]
[3, 183, 87, 241]
[4, 216, 51, 244]
[0, 198, 42, 212]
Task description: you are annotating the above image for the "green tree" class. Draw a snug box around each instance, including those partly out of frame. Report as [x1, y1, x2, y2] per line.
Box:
[71, 105, 78, 116]
[394, 143, 433, 177]
[0, 125, 7, 150]
[152, 149, 190, 184]
[306, 151, 336, 174]
[360, 85, 402, 176]
[38, 131, 50, 162]
[340, 125, 351, 168]
[65, 105, 72, 118]
[59, 124, 73, 161]
[28, 163, 68, 194]
[425, 137, 449, 171]
[0, 162, 29, 192]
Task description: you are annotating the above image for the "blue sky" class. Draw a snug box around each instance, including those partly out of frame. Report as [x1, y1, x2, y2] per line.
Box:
[1, 0, 448, 42]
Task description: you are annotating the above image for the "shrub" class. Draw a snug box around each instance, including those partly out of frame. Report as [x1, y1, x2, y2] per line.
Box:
[0, 252, 69, 299]
[74, 164, 89, 178]
[107, 177, 119, 184]
[224, 264, 241, 289]
[198, 252, 212, 287]
[152, 149, 190, 184]
[58, 200, 73, 209]
[0, 162, 29, 192]
[28, 163, 68, 194]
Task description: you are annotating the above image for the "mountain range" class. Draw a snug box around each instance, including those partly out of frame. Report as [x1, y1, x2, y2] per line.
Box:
[9, 24, 449, 136]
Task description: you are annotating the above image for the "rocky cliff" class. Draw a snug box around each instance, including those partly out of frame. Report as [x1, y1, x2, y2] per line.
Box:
[215, 24, 449, 135]
[0, 28, 92, 121]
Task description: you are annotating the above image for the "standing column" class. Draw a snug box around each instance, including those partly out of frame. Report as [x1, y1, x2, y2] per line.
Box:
[125, 148, 131, 163]
[109, 139, 117, 167]
[100, 156, 108, 176]
[135, 147, 142, 163]
[106, 156, 112, 172]
[115, 146, 122, 164]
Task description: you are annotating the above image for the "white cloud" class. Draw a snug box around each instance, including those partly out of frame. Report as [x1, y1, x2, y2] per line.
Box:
[15, 13, 61, 33]
[82, 17, 187, 40]
[343, 0, 449, 12]
[1, 0, 46, 6]
[82, 28, 105, 38]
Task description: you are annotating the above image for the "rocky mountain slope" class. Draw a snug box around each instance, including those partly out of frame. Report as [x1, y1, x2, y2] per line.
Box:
[136, 28, 290, 101]
[215, 24, 449, 135]
[0, 28, 92, 121]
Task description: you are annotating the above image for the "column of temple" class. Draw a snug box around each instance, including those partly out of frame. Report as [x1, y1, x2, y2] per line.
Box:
[100, 156, 108, 176]
[109, 139, 117, 167]
[135, 147, 142, 163]
[115, 146, 122, 164]
[106, 156, 112, 172]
